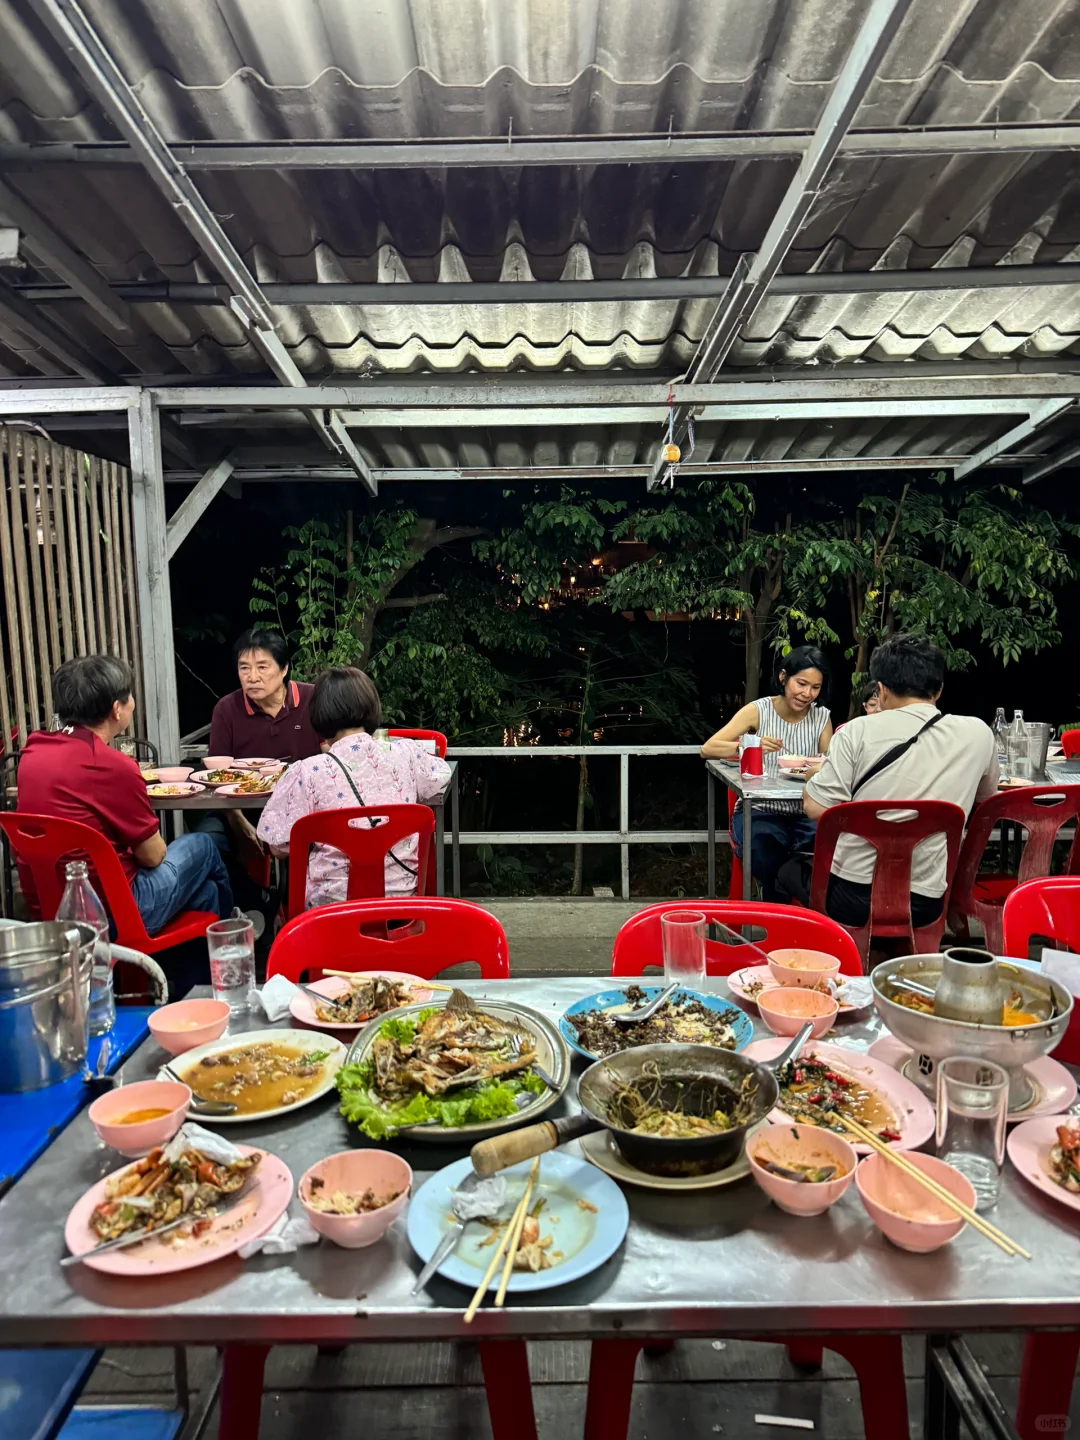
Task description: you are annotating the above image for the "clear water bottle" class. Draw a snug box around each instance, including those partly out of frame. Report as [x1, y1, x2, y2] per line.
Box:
[1008, 710, 1028, 780]
[55, 860, 115, 1037]
[992, 706, 1008, 766]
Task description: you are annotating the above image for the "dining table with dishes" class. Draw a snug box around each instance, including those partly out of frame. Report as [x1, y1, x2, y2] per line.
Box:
[2, 921, 1080, 1440]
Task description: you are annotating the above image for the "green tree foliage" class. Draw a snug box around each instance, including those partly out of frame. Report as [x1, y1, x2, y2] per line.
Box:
[475, 488, 625, 602]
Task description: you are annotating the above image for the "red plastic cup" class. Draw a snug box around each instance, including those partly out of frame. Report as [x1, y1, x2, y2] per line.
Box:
[740, 744, 763, 777]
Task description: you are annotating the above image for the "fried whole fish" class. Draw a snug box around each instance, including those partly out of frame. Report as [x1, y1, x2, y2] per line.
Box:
[371, 991, 537, 1099]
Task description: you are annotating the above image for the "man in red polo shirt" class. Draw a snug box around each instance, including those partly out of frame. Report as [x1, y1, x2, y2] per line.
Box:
[16, 655, 232, 934]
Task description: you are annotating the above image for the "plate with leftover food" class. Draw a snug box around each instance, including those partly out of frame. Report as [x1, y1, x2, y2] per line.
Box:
[407, 1151, 628, 1292]
[1007, 1115, 1080, 1213]
[868, 1034, 1077, 1122]
[727, 965, 862, 1016]
[63, 1142, 291, 1275]
[161, 1030, 347, 1123]
[560, 984, 754, 1062]
[215, 775, 279, 796]
[291, 971, 436, 1032]
[232, 757, 278, 769]
[339, 993, 569, 1141]
[198, 769, 254, 787]
[742, 1036, 935, 1152]
[577, 1120, 769, 1192]
[146, 782, 206, 797]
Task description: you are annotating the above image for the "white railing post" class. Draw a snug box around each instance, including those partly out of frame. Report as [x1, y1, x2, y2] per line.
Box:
[619, 753, 630, 900]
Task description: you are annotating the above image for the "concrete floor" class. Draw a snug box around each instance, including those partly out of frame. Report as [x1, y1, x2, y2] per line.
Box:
[78, 1333, 1080, 1439]
[477, 899, 645, 976]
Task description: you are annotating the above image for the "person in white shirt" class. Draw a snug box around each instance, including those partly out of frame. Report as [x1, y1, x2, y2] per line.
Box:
[789, 633, 999, 928]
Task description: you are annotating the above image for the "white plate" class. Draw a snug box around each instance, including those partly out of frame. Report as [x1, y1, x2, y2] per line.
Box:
[161, 1028, 346, 1123]
[867, 1033, 1077, 1122]
[290, 971, 436, 1032]
[146, 782, 206, 796]
[578, 1122, 767, 1191]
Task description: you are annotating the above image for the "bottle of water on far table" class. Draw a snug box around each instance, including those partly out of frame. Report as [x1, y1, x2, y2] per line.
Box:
[55, 860, 115, 1037]
[992, 706, 1008, 767]
[1008, 709, 1028, 779]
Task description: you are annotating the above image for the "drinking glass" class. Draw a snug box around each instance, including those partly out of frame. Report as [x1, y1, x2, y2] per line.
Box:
[661, 910, 707, 989]
[935, 1056, 1008, 1210]
[206, 917, 256, 1014]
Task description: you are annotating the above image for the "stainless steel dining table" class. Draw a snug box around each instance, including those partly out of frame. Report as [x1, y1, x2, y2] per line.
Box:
[706, 759, 804, 899]
[0, 973, 1076, 1355]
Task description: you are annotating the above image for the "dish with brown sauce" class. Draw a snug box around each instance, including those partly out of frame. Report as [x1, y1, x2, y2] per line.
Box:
[177, 1041, 333, 1116]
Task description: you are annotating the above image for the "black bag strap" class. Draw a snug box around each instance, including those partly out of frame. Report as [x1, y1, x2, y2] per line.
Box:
[851, 712, 946, 797]
[324, 750, 417, 879]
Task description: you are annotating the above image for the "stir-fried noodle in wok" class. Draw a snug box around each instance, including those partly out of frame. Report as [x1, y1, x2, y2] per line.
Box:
[606, 1061, 759, 1138]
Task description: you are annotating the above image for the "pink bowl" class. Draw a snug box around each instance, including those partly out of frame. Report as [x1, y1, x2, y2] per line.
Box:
[201, 755, 233, 770]
[747, 1123, 857, 1216]
[856, 1151, 975, 1252]
[89, 1080, 191, 1157]
[148, 998, 230, 1056]
[767, 948, 842, 989]
[299, 1150, 412, 1249]
[154, 766, 194, 783]
[777, 754, 811, 770]
[757, 985, 839, 1039]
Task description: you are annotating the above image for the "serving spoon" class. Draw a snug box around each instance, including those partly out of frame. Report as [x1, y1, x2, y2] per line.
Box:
[160, 1063, 238, 1116]
[613, 981, 679, 1026]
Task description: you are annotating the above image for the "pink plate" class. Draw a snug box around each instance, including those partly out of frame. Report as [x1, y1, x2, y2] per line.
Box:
[63, 1147, 292, 1276]
[742, 1036, 936, 1153]
[1007, 1116, 1080, 1215]
[233, 757, 276, 768]
[145, 782, 206, 797]
[215, 782, 275, 797]
[290, 971, 436, 1032]
[867, 1034, 1077, 1123]
[728, 965, 858, 1015]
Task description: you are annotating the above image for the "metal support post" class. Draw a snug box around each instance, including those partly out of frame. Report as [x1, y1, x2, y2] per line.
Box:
[450, 766, 461, 899]
[619, 753, 630, 901]
[127, 392, 180, 762]
[707, 769, 716, 900]
[165, 453, 236, 559]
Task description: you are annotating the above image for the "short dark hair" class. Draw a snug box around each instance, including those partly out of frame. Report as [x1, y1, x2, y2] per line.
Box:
[869, 633, 945, 700]
[776, 645, 830, 704]
[857, 679, 880, 708]
[233, 628, 289, 670]
[52, 655, 134, 727]
[309, 666, 382, 740]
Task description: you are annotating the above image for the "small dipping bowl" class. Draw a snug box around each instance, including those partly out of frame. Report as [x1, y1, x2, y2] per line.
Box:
[299, 1149, 412, 1249]
[154, 766, 194, 783]
[767, 948, 842, 989]
[757, 985, 839, 1039]
[747, 1123, 857, 1216]
[856, 1151, 975, 1253]
[149, 998, 230, 1056]
[89, 1079, 191, 1157]
[201, 755, 233, 770]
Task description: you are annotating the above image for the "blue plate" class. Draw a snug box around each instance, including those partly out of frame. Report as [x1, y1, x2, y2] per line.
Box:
[407, 1151, 629, 1293]
[559, 985, 755, 1062]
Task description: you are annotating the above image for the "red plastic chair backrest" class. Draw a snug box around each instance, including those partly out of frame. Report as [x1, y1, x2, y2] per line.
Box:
[951, 786, 1080, 922]
[1061, 730, 1080, 760]
[611, 900, 863, 978]
[0, 811, 154, 947]
[387, 729, 448, 758]
[1002, 876, 1080, 958]
[808, 799, 967, 956]
[286, 803, 436, 918]
[267, 897, 510, 982]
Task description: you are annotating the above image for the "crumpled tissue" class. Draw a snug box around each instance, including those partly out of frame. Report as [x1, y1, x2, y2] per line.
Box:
[163, 1122, 245, 1165]
[256, 974, 299, 1022]
[238, 1212, 321, 1259]
[451, 1174, 507, 1221]
[831, 976, 873, 1010]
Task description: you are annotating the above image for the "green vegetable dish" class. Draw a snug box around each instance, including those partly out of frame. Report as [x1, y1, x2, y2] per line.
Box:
[337, 1003, 547, 1140]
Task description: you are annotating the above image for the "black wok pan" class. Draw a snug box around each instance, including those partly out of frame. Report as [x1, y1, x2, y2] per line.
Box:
[471, 1025, 812, 1180]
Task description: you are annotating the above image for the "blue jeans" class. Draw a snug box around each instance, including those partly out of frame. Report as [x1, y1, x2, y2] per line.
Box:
[731, 807, 817, 902]
[131, 832, 233, 936]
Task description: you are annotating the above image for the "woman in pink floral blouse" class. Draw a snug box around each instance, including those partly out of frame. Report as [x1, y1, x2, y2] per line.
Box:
[257, 667, 451, 909]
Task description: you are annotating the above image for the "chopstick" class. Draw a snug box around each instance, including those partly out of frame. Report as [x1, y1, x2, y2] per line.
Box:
[464, 1158, 540, 1323]
[838, 1116, 1030, 1260]
[321, 969, 454, 992]
[495, 1157, 540, 1308]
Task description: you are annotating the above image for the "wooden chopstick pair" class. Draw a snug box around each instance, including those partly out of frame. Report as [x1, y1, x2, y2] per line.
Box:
[838, 1116, 1030, 1260]
[321, 969, 454, 992]
[464, 1157, 540, 1323]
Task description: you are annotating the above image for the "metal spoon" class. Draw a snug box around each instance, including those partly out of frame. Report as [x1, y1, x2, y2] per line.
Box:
[887, 975, 937, 1001]
[613, 981, 679, 1026]
[411, 1171, 506, 1296]
[298, 982, 351, 1014]
[160, 1063, 238, 1116]
[763, 1161, 837, 1183]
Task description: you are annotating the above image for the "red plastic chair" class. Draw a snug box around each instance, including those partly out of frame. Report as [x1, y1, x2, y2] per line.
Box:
[285, 803, 435, 919]
[1061, 728, 1080, 759]
[388, 728, 448, 758]
[611, 900, 863, 977]
[267, 896, 510, 982]
[1003, 875, 1080, 957]
[808, 799, 967, 962]
[950, 787, 1080, 953]
[0, 812, 217, 955]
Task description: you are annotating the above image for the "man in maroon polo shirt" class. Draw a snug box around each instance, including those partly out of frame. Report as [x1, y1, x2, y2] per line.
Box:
[16, 655, 232, 935]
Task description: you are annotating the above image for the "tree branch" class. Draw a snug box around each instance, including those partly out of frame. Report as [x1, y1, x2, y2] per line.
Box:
[381, 593, 449, 611]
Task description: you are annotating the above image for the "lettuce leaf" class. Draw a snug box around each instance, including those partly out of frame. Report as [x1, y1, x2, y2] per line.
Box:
[336, 1061, 546, 1140]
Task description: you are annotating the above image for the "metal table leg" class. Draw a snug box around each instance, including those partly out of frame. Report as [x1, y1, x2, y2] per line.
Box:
[434, 802, 445, 896]
[451, 765, 461, 899]
[924, 1334, 1021, 1440]
[742, 796, 753, 901]
[707, 769, 716, 899]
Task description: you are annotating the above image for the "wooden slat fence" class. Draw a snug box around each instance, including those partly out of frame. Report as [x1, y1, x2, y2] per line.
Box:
[0, 427, 145, 748]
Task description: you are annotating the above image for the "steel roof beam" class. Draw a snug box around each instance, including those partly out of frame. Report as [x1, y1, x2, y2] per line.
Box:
[652, 0, 913, 488]
[0, 273, 118, 383]
[3, 124, 1080, 169]
[951, 400, 1074, 481]
[15, 264, 1080, 308]
[1022, 438, 1080, 485]
[33, 0, 374, 496]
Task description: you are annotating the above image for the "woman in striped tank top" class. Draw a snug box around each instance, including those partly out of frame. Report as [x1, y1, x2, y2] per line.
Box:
[701, 646, 833, 901]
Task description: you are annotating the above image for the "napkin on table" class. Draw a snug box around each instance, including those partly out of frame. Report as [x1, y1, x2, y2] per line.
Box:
[238, 1212, 320, 1258]
[256, 974, 300, 1021]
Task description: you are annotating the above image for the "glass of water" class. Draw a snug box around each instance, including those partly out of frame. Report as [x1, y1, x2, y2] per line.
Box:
[206, 917, 256, 1014]
[935, 1056, 1008, 1210]
[661, 910, 707, 989]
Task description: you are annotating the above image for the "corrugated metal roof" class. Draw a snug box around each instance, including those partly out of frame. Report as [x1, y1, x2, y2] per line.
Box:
[1, 0, 1080, 467]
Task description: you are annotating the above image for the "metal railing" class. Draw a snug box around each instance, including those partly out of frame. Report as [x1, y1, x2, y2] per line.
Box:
[444, 745, 719, 900]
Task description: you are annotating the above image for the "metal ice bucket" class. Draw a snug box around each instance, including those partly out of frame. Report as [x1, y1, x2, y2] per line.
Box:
[1009, 722, 1053, 781]
[0, 921, 95, 1092]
